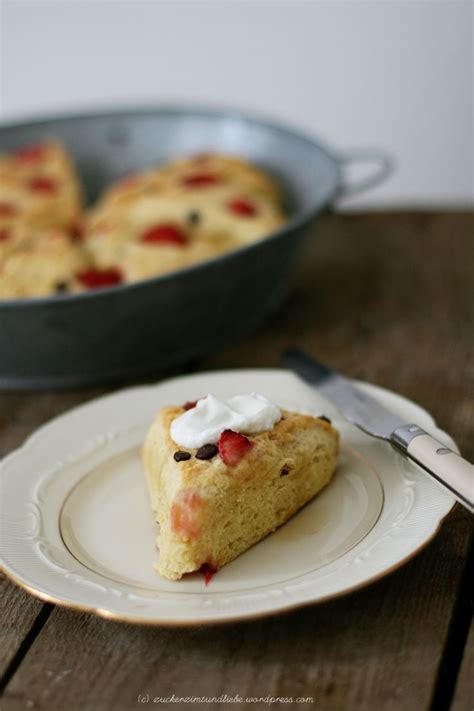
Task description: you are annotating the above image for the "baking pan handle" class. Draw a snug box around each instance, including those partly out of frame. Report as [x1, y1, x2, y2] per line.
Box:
[335, 148, 393, 199]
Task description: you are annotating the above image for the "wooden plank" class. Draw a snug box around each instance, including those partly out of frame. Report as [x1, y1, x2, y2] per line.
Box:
[0, 574, 44, 679]
[0, 390, 106, 687]
[1, 508, 471, 711]
[0, 212, 472, 710]
[0, 390, 107, 461]
[452, 621, 474, 711]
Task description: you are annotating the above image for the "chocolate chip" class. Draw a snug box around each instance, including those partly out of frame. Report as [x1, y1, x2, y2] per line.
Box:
[55, 281, 69, 294]
[187, 210, 201, 225]
[196, 443, 218, 460]
[280, 466, 290, 477]
[174, 450, 191, 462]
[319, 415, 331, 424]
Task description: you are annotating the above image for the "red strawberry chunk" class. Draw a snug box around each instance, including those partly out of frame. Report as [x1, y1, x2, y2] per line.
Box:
[0, 229, 11, 243]
[183, 400, 197, 411]
[0, 202, 18, 217]
[70, 223, 83, 241]
[200, 563, 216, 586]
[76, 267, 123, 289]
[119, 174, 139, 188]
[182, 172, 220, 188]
[141, 224, 187, 246]
[218, 429, 253, 466]
[227, 198, 258, 217]
[27, 176, 58, 194]
[171, 489, 203, 539]
[13, 144, 46, 163]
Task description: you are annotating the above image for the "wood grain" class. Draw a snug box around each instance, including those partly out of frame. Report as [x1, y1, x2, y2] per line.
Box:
[1, 212, 473, 710]
[452, 622, 474, 711]
[2, 508, 472, 711]
[0, 390, 106, 460]
[206, 212, 474, 460]
[0, 574, 44, 679]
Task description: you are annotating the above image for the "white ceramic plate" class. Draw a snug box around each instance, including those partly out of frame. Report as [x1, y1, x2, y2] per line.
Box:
[0, 369, 455, 625]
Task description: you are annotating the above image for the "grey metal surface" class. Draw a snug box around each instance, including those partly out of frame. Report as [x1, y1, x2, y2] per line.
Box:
[282, 348, 404, 439]
[391, 423, 428, 450]
[0, 105, 388, 389]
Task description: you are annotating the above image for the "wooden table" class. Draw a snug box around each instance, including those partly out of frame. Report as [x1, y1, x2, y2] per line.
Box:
[1, 212, 473, 711]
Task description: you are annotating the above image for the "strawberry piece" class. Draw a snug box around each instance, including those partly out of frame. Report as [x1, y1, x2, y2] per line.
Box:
[141, 224, 187, 246]
[0, 229, 11, 243]
[76, 267, 123, 289]
[183, 400, 197, 411]
[171, 490, 203, 539]
[182, 172, 219, 188]
[227, 198, 257, 217]
[70, 223, 83, 241]
[13, 144, 46, 163]
[200, 563, 216, 586]
[119, 174, 139, 188]
[218, 429, 253, 466]
[27, 176, 58, 194]
[0, 202, 18, 217]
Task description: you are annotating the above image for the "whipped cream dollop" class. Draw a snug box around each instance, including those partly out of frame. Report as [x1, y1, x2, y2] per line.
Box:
[170, 393, 281, 449]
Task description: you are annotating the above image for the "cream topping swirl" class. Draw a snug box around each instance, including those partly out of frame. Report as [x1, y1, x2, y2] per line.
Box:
[170, 393, 281, 449]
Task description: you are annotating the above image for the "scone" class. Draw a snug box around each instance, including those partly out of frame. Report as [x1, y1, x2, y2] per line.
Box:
[0, 140, 87, 298]
[0, 227, 88, 299]
[85, 191, 284, 279]
[83, 153, 286, 279]
[120, 234, 218, 283]
[156, 153, 283, 204]
[88, 169, 168, 214]
[95, 153, 282, 212]
[0, 140, 83, 231]
[84, 197, 216, 274]
[142, 394, 338, 580]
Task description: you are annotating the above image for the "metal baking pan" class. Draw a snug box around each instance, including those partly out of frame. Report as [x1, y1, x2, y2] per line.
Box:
[0, 105, 392, 389]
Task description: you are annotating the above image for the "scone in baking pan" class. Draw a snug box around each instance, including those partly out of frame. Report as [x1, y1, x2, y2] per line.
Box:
[0, 105, 391, 388]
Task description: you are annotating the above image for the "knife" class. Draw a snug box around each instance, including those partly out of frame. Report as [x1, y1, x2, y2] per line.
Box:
[282, 348, 473, 513]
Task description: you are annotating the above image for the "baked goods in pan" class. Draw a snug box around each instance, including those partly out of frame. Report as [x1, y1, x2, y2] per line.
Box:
[0, 144, 286, 299]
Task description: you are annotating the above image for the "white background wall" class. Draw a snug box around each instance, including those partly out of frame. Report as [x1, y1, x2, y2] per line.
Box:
[0, 0, 472, 209]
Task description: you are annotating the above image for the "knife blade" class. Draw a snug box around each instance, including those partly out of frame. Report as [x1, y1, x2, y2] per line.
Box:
[282, 348, 473, 513]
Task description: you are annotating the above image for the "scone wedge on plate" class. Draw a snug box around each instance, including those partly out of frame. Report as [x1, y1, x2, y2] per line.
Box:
[142, 395, 339, 580]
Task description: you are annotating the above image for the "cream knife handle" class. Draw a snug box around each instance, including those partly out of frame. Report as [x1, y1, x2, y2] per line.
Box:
[392, 425, 474, 513]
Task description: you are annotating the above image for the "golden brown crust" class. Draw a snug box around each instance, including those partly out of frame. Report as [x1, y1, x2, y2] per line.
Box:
[0, 140, 87, 298]
[156, 153, 283, 204]
[160, 406, 336, 486]
[142, 407, 339, 580]
[0, 140, 83, 231]
[0, 227, 88, 299]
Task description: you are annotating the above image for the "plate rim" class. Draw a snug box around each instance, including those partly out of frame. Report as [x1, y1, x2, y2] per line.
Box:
[0, 368, 456, 626]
